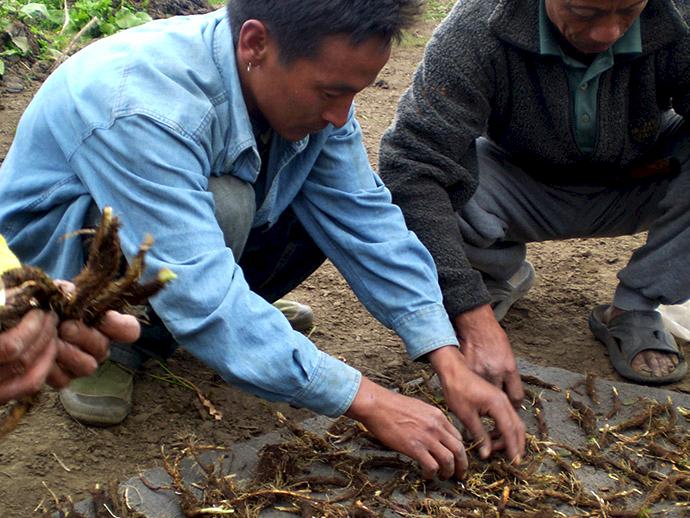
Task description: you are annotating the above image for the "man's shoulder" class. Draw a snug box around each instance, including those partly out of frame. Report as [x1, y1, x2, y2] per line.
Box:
[649, 0, 690, 27]
[431, 0, 533, 56]
[674, 0, 690, 20]
[677, 0, 690, 31]
[56, 10, 231, 137]
[436, 0, 498, 33]
[641, 0, 690, 50]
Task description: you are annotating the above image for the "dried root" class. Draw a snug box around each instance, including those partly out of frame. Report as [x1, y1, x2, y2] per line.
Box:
[1, 207, 174, 330]
[0, 207, 174, 438]
[148, 404, 688, 518]
[566, 390, 598, 438]
[585, 372, 600, 406]
[41, 382, 690, 518]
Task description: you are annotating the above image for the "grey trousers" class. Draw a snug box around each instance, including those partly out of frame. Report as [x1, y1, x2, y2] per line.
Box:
[459, 117, 690, 312]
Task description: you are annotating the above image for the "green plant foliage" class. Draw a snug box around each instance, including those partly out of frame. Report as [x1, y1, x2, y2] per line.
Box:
[0, 0, 152, 77]
[424, 0, 455, 21]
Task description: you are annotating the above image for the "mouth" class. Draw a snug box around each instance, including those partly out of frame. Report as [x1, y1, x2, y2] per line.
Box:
[284, 124, 329, 141]
[578, 42, 614, 54]
[307, 124, 328, 134]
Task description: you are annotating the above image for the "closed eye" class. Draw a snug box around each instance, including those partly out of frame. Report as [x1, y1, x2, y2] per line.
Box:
[321, 90, 341, 100]
[570, 7, 600, 19]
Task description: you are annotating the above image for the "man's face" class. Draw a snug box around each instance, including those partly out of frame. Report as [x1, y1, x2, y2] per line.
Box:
[545, 0, 648, 54]
[249, 35, 391, 142]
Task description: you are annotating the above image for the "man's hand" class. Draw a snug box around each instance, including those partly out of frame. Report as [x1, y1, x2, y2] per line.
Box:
[0, 310, 60, 403]
[428, 345, 525, 461]
[454, 304, 524, 407]
[345, 376, 468, 480]
[47, 310, 141, 388]
[0, 299, 141, 403]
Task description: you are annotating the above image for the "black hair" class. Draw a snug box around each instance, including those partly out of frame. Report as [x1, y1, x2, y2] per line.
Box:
[227, 0, 424, 63]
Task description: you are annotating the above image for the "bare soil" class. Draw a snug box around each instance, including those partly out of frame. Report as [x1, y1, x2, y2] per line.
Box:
[0, 7, 688, 517]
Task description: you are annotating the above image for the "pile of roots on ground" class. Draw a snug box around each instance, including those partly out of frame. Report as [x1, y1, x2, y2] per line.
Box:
[44, 372, 690, 518]
[0, 207, 174, 437]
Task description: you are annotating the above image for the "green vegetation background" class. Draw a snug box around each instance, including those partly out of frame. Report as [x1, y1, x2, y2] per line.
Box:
[0, 0, 152, 76]
[0, 0, 455, 77]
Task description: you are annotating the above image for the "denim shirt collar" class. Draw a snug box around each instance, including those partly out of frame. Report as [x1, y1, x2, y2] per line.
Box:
[211, 9, 310, 183]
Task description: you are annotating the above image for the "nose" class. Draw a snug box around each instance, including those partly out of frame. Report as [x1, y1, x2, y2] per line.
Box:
[589, 19, 623, 47]
[322, 98, 353, 129]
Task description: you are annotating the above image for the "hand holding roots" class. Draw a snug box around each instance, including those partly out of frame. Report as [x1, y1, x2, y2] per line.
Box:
[0, 206, 175, 331]
[0, 207, 174, 438]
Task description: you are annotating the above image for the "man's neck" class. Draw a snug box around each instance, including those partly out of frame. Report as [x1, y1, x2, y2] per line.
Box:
[554, 31, 598, 65]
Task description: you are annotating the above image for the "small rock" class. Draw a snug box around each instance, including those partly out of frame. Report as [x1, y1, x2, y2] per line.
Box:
[3, 82, 24, 94]
[129, 412, 152, 424]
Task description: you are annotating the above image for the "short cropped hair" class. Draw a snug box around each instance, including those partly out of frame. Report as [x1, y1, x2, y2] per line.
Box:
[227, 0, 424, 63]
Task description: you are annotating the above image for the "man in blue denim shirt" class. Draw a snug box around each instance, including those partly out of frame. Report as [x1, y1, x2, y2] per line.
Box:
[0, 1, 524, 478]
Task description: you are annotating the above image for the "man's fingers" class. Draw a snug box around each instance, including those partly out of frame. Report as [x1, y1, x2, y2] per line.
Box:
[460, 411, 492, 459]
[60, 311, 140, 362]
[504, 368, 525, 408]
[442, 415, 464, 442]
[426, 442, 456, 480]
[0, 310, 55, 362]
[97, 311, 141, 344]
[442, 436, 468, 479]
[408, 415, 466, 479]
[0, 339, 57, 403]
[0, 311, 56, 381]
[59, 320, 110, 362]
[488, 373, 503, 387]
[415, 449, 440, 480]
[489, 401, 526, 463]
[54, 341, 99, 378]
[46, 363, 72, 390]
[439, 416, 469, 477]
[53, 280, 75, 294]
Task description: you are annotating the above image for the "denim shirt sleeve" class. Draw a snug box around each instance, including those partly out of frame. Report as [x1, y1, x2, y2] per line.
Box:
[68, 115, 361, 417]
[292, 111, 459, 359]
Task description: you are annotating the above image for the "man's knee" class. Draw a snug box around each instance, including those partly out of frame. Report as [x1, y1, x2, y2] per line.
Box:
[208, 175, 256, 260]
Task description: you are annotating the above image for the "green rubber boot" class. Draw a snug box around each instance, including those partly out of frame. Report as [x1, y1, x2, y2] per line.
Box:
[59, 360, 133, 426]
[273, 298, 314, 332]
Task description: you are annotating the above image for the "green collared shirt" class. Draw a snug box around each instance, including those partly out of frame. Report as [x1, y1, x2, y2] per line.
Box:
[539, 0, 641, 153]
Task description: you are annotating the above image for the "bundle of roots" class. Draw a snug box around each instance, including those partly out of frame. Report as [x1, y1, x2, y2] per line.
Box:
[0, 207, 175, 331]
[0, 207, 174, 439]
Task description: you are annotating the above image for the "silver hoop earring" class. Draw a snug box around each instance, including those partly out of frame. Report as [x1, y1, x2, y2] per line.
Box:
[247, 62, 253, 72]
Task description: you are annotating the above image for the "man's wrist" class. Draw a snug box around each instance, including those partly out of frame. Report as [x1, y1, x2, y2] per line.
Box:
[344, 376, 378, 421]
[427, 344, 463, 371]
[427, 344, 474, 387]
[454, 304, 497, 333]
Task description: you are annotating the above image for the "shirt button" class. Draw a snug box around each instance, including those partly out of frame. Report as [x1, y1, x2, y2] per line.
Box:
[581, 113, 591, 123]
[579, 82, 588, 91]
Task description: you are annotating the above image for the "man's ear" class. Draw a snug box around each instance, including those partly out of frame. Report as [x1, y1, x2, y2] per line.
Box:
[237, 19, 271, 69]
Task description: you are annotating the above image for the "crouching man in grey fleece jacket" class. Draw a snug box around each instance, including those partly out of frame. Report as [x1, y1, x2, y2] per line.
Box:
[380, 0, 690, 395]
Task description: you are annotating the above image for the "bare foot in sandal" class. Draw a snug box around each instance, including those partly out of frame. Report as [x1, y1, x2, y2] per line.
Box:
[604, 305, 680, 378]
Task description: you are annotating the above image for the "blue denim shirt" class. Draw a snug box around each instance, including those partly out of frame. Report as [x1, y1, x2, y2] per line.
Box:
[0, 9, 458, 416]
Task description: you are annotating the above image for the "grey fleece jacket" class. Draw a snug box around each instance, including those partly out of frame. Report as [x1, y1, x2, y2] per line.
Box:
[379, 0, 690, 319]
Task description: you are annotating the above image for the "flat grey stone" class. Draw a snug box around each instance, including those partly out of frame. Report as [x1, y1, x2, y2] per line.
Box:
[67, 360, 690, 517]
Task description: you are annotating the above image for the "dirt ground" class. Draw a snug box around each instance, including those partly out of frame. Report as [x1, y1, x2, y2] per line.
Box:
[0, 4, 688, 517]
